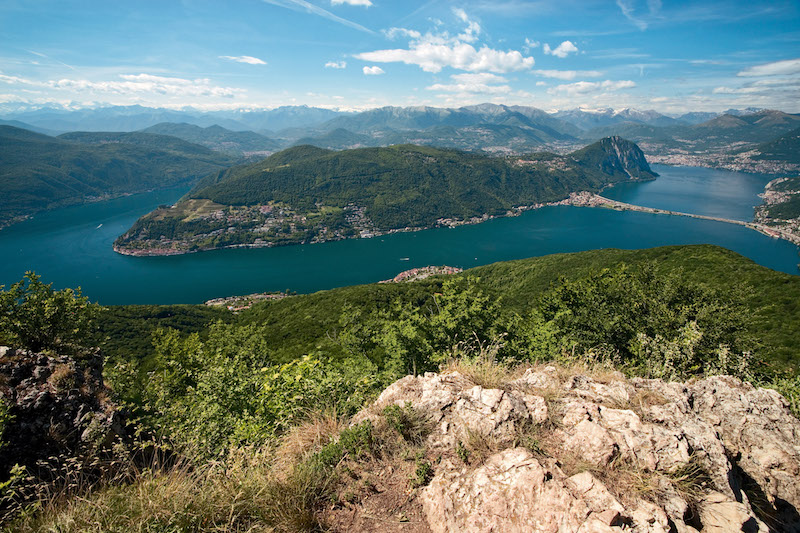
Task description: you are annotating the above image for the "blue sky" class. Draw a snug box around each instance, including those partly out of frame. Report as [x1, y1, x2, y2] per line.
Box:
[1, 0, 798, 113]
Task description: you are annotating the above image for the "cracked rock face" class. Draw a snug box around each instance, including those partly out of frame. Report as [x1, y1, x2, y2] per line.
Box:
[358, 367, 800, 532]
[0, 346, 125, 477]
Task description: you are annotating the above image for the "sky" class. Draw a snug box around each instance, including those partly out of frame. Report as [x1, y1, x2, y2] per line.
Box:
[0, 0, 799, 114]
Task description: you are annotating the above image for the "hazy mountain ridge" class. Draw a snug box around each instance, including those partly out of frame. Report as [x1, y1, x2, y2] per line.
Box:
[1, 104, 790, 158]
[140, 122, 282, 156]
[0, 104, 351, 134]
[552, 107, 686, 130]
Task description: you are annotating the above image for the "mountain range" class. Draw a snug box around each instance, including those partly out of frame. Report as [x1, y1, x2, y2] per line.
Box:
[0, 104, 348, 134]
[3, 104, 799, 231]
[0, 103, 775, 140]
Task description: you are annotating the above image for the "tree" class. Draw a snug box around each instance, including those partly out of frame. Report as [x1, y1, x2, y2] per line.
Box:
[0, 272, 100, 353]
[537, 263, 751, 374]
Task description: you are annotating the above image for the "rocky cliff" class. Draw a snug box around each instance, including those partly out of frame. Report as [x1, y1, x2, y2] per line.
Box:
[0, 347, 125, 497]
[336, 366, 799, 532]
[574, 135, 656, 179]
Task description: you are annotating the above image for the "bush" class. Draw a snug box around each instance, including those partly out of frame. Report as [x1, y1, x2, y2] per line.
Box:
[538, 263, 752, 377]
[0, 401, 11, 457]
[262, 354, 381, 436]
[339, 276, 509, 376]
[0, 272, 100, 353]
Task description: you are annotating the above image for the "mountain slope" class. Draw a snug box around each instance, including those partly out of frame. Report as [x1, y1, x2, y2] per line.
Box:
[752, 127, 800, 164]
[140, 122, 283, 155]
[0, 119, 60, 136]
[553, 107, 684, 130]
[0, 126, 235, 227]
[114, 138, 655, 254]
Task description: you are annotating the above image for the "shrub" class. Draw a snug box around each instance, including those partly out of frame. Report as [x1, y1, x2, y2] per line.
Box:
[538, 263, 752, 377]
[410, 454, 433, 488]
[0, 272, 100, 353]
[0, 401, 10, 452]
[382, 402, 431, 445]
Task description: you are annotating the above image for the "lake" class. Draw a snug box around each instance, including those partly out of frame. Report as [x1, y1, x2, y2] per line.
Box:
[0, 164, 796, 305]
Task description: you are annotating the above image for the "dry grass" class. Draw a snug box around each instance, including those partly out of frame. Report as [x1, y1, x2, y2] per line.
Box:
[443, 356, 523, 390]
[460, 427, 505, 466]
[624, 388, 670, 416]
[380, 403, 432, 448]
[273, 410, 345, 478]
[442, 338, 527, 390]
[665, 455, 712, 505]
[8, 442, 337, 533]
[48, 363, 75, 391]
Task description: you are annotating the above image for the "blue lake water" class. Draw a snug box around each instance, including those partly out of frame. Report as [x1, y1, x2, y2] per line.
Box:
[0, 164, 796, 305]
[604, 164, 773, 221]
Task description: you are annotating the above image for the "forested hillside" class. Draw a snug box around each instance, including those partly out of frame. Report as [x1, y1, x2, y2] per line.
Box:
[114, 137, 656, 255]
[140, 123, 282, 156]
[0, 126, 235, 228]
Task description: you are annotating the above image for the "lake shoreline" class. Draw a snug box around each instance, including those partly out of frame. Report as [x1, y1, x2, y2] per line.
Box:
[112, 178, 658, 258]
[3, 165, 798, 306]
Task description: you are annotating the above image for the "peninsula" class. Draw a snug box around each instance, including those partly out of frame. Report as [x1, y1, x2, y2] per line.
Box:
[560, 191, 800, 245]
[114, 137, 657, 256]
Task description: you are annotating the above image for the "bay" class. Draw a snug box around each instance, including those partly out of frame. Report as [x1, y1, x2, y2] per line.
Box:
[0, 165, 796, 305]
[604, 164, 773, 221]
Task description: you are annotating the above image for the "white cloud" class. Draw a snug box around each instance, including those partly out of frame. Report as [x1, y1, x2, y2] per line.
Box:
[325, 60, 347, 69]
[548, 79, 636, 96]
[426, 72, 511, 94]
[363, 65, 385, 75]
[46, 73, 243, 98]
[523, 38, 540, 53]
[219, 55, 267, 65]
[452, 7, 481, 43]
[0, 73, 41, 86]
[689, 59, 727, 65]
[616, 0, 648, 30]
[535, 81, 547, 86]
[752, 77, 800, 87]
[533, 69, 602, 80]
[712, 86, 761, 95]
[543, 41, 579, 59]
[737, 58, 800, 77]
[713, 77, 800, 94]
[357, 44, 534, 73]
[331, 0, 372, 6]
[384, 27, 422, 40]
[355, 10, 533, 74]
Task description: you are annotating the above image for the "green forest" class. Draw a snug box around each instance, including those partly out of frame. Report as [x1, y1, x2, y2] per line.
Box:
[115, 138, 656, 253]
[193, 140, 654, 225]
[0, 126, 235, 227]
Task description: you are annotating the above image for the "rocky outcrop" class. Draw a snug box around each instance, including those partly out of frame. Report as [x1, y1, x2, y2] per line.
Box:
[355, 367, 800, 532]
[0, 346, 125, 479]
[574, 136, 657, 180]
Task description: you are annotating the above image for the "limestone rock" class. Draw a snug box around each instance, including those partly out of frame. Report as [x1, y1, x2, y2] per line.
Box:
[353, 368, 800, 532]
